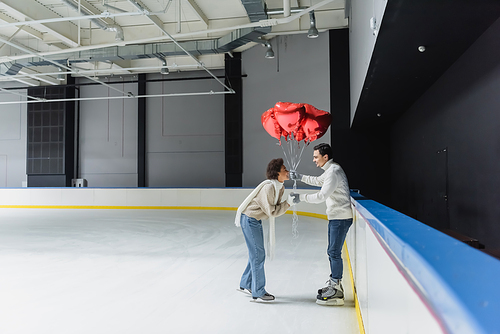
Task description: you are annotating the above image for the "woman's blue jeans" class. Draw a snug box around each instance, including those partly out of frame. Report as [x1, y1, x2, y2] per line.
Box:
[328, 218, 353, 280]
[239, 214, 267, 298]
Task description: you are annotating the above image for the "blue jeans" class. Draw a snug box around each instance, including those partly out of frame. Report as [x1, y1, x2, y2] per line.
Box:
[328, 218, 353, 280]
[239, 214, 267, 298]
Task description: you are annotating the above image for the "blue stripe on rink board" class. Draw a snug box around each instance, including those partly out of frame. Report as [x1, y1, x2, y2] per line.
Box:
[352, 193, 500, 334]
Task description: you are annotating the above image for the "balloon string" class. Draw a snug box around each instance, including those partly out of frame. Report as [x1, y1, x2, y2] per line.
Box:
[280, 142, 292, 172]
[292, 179, 299, 239]
[294, 142, 308, 170]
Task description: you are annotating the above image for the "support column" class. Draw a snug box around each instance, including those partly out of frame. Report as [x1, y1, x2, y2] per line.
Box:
[224, 53, 243, 187]
[138, 73, 146, 187]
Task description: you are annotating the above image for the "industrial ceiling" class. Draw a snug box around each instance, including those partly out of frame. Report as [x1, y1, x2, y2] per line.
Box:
[0, 0, 347, 88]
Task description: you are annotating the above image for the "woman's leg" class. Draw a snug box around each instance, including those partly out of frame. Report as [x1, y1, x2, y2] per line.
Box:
[240, 214, 266, 298]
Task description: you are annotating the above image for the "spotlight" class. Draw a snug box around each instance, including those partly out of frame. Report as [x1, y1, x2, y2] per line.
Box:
[263, 42, 274, 59]
[307, 11, 319, 38]
[160, 59, 169, 75]
[56, 67, 65, 81]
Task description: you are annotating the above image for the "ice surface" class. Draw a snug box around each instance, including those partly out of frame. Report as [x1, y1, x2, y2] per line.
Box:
[0, 209, 358, 334]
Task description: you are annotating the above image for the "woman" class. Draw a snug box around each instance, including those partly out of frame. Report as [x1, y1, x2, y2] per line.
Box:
[234, 158, 292, 302]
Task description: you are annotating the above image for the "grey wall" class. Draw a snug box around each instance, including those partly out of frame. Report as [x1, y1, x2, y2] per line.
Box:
[242, 32, 331, 187]
[0, 32, 332, 190]
[146, 72, 224, 187]
[391, 17, 500, 249]
[0, 92, 27, 187]
[79, 79, 138, 187]
[349, 0, 387, 124]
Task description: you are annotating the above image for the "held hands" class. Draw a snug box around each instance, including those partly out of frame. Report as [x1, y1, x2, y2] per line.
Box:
[288, 193, 301, 205]
[289, 170, 302, 181]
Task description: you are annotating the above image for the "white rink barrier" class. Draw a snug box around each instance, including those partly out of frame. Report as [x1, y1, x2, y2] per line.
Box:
[349, 191, 500, 334]
[2, 187, 498, 334]
[0, 186, 324, 215]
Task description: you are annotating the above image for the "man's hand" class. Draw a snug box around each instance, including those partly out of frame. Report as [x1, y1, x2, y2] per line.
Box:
[288, 193, 301, 205]
[289, 170, 302, 181]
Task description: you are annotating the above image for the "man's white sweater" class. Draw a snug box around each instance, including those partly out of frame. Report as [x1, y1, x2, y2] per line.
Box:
[299, 160, 353, 220]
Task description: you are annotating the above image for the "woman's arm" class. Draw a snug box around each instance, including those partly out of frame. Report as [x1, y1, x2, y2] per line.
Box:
[254, 184, 290, 218]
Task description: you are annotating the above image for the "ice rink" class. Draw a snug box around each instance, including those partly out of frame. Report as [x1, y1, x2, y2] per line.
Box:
[0, 209, 359, 334]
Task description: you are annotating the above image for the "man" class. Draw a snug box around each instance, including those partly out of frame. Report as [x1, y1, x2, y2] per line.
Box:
[289, 143, 353, 306]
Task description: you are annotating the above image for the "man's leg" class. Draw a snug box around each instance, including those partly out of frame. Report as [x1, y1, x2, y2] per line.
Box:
[328, 218, 353, 281]
[317, 218, 352, 305]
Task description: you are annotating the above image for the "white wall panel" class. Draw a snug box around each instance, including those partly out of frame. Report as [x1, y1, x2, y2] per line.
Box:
[79, 81, 138, 187]
[0, 155, 6, 187]
[148, 152, 224, 187]
[0, 92, 27, 187]
[146, 72, 224, 187]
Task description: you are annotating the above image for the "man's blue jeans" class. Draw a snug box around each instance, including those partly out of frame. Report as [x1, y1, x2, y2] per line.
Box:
[239, 214, 266, 298]
[328, 218, 353, 280]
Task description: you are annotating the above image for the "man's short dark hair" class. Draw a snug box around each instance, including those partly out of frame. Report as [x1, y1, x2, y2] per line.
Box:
[313, 143, 333, 161]
[266, 158, 284, 180]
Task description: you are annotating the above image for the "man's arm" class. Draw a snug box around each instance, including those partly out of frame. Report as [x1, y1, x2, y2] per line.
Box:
[300, 172, 325, 187]
[300, 170, 339, 204]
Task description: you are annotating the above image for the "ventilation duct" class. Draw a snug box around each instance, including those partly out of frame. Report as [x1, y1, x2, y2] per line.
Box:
[61, 0, 124, 42]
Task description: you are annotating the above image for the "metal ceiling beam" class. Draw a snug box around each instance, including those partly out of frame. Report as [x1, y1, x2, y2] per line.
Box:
[18, 69, 59, 86]
[0, 10, 163, 29]
[127, 0, 233, 92]
[0, 12, 43, 40]
[185, 0, 209, 28]
[0, 0, 79, 47]
[0, 35, 129, 96]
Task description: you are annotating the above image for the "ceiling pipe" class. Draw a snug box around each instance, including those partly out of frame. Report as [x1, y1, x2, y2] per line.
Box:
[0, 35, 129, 96]
[267, 7, 307, 15]
[0, 0, 335, 64]
[283, 0, 291, 17]
[0, 90, 234, 105]
[0, 64, 202, 81]
[61, 0, 124, 41]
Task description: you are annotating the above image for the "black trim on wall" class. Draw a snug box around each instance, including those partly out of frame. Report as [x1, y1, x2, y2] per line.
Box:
[138, 73, 146, 187]
[224, 53, 243, 187]
[64, 75, 76, 186]
[329, 29, 391, 204]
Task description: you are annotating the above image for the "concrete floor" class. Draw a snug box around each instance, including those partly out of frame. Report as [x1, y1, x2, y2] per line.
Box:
[0, 209, 359, 334]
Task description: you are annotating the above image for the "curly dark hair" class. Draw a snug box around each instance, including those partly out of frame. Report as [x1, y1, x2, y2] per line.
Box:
[266, 158, 284, 180]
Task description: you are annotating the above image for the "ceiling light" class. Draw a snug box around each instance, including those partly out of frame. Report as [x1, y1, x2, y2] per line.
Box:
[161, 59, 169, 75]
[307, 11, 319, 38]
[263, 42, 274, 59]
[56, 67, 65, 81]
[418, 45, 426, 52]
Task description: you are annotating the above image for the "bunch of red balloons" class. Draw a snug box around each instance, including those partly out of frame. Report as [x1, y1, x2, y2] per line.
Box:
[261, 102, 332, 143]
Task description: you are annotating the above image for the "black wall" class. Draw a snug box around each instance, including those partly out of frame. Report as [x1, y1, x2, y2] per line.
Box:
[391, 17, 500, 250]
[27, 81, 76, 187]
[329, 29, 391, 205]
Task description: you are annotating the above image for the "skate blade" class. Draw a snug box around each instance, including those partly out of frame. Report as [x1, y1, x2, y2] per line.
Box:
[316, 298, 344, 306]
[236, 288, 252, 296]
[250, 298, 274, 303]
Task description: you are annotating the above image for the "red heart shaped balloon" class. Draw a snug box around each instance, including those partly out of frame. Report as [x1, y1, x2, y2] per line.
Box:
[261, 107, 287, 140]
[301, 104, 332, 142]
[274, 102, 305, 135]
